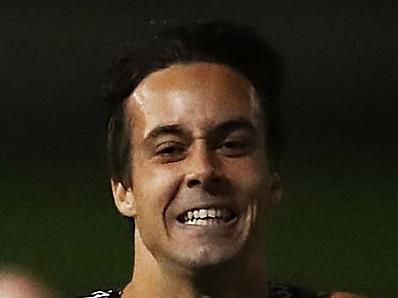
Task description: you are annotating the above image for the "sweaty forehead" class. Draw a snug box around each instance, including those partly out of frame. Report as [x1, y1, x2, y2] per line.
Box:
[126, 62, 263, 138]
[138, 62, 249, 89]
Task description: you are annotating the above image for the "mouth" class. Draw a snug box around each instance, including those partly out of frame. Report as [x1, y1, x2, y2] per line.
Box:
[176, 207, 238, 226]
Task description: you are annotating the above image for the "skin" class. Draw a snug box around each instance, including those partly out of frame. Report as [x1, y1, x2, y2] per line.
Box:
[329, 293, 370, 298]
[111, 63, 369, 298]
[0, 270, 54, 298]
[112, 62, 282, 298]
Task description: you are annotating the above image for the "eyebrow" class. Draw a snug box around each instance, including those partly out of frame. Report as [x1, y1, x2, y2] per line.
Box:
[143, 124, 188, 143]
[143, 118, 256, 143]
[212, 118, 256, 135]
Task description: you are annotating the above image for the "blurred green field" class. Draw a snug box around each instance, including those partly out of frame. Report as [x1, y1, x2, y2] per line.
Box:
[1, 160, 397, 297]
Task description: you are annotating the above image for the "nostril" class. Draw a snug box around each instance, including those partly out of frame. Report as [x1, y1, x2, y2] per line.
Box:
[187, 176, 223, 188]
[187, 178, 201, 188]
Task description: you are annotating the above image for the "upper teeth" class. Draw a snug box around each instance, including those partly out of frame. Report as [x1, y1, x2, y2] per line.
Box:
[183, 208, 231, 222]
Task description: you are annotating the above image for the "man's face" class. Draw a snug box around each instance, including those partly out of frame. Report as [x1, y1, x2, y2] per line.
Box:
[121, 62, 280, 270]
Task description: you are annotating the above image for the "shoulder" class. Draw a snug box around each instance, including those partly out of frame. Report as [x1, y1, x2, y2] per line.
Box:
[270, 284, 369, 298]
[77, 286, 369, 298]
[76, 289, 121, 298]
[270, 283, 317, 298]
[319, 292, 370, 298]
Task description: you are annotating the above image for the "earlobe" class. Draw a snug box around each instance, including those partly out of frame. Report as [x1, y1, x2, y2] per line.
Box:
[270, 173, 282, 206]
[111, 180, 137, 217]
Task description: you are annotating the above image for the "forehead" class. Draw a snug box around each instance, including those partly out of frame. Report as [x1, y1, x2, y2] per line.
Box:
[126, 62, 262, 137]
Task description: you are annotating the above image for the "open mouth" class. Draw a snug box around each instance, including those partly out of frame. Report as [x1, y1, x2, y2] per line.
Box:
[176, 207, 238, 226]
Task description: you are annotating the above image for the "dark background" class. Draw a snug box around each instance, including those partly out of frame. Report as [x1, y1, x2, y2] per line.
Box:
[1, 1, 397, 297]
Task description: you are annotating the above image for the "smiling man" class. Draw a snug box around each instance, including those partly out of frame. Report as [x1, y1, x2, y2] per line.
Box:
[123, 62, 275, 273]
[79, 22, 366, 298]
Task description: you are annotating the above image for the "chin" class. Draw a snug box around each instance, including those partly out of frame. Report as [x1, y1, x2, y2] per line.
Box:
[171, 241, 247, 271]
[160, 211, 257, 271]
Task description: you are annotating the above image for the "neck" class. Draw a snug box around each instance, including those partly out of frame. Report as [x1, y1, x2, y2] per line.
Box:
[122, 234, 268, 298]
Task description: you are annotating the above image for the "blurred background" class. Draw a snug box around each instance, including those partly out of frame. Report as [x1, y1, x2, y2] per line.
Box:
[1, 1, 397, 297]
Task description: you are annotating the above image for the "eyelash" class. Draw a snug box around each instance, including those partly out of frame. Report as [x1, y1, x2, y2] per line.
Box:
[155, 142, 186, 161]
[218, 139, 250, 156]
[157, 145, 183, 155]
[154, 138, 251, 162]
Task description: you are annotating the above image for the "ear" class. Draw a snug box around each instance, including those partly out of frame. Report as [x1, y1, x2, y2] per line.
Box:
[269, 172, 282, 206]
[111, 179, 136, 217]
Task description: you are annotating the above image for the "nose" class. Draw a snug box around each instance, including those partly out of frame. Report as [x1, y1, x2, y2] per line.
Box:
[185, 142, 222, 189]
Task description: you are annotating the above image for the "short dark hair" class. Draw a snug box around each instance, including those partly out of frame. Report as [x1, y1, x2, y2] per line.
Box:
[102, 21, 284, 186]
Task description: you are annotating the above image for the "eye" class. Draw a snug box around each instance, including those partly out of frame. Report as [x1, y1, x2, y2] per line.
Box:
[218, 139, 251, 157]
[155, 142, 186, 162]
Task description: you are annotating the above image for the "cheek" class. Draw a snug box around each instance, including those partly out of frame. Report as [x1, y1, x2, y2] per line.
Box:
[132, 163, 183, 219]
[227, 155, 267, 185]
[225, 158, 269, 206]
